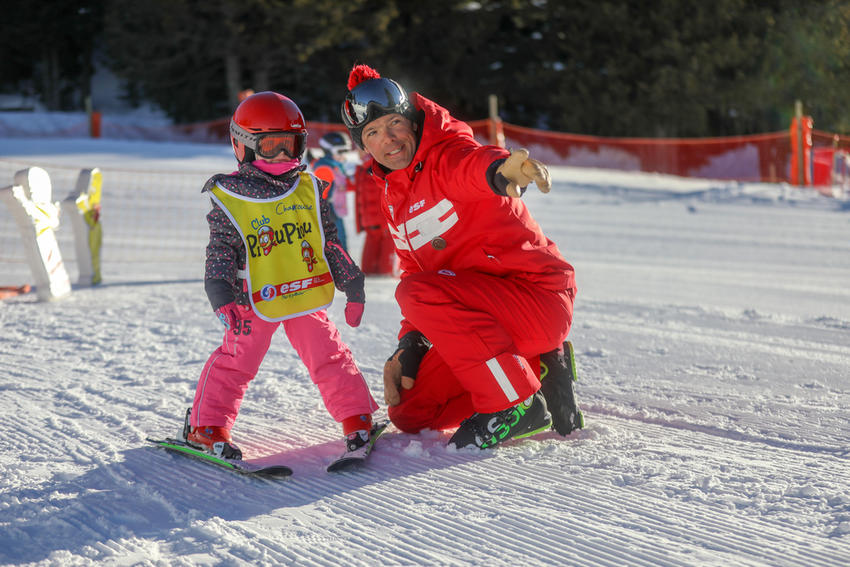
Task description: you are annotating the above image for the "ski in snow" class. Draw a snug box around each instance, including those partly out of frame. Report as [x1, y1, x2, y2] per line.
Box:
[327, 420, 390, 472]
[147, 437, 293, 477]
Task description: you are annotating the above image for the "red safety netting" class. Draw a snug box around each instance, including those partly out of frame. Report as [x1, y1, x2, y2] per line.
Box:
[810, 130, 850, 193]
[177, 117, 850, 185]
[496, 122, 793, 182]
[452, 119, 837, 183]
[4, 110, 849, 185]
[812, 129, 850, 150]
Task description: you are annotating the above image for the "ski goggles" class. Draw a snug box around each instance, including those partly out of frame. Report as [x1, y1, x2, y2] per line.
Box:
[231, 121, 307, 160]
[254, 132, 306, 160]
[341, 77, 410, 129]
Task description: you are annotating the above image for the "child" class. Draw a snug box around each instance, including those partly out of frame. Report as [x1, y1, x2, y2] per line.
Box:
[310, 132, 353, 252]
[183, 91, 378, 460]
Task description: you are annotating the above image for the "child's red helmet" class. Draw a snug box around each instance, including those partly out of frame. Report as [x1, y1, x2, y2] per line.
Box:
[229, 92, 308, 163]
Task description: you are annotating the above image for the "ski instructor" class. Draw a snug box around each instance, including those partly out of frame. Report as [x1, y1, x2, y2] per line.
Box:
[340, 64, 583, 449]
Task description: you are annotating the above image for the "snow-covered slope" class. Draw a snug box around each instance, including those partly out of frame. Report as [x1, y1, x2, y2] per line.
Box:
[1, 139, 849, 566]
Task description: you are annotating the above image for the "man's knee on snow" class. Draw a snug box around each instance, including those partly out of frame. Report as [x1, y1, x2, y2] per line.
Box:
[387, 405, 429, 434]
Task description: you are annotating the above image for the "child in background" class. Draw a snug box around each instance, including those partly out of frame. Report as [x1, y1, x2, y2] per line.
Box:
[311, 132, 353, 252]
[183, 91, 378, 460]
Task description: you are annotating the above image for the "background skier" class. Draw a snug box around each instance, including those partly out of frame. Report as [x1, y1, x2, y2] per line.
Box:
[352, 157, 396, 275]
[310, 132, 353, 252]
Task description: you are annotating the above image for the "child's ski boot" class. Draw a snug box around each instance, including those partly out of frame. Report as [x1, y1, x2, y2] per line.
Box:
[181, 408, 242, 460]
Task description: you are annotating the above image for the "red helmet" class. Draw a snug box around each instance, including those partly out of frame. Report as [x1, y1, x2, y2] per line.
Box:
[229, 92, 308, 163]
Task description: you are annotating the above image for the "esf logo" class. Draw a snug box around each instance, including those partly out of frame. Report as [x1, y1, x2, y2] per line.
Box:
[260, 277, 318, 300]
[409, 199, 426, 214]
[260, 284, 278, 301]
[247, 221, 313, 258]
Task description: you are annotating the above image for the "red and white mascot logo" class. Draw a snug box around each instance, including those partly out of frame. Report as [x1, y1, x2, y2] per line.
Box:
[301, 240, 316, 272]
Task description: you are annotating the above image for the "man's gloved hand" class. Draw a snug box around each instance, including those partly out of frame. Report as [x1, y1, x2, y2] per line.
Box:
[496, 148, 552, 197]
[383, 331, 431, 406]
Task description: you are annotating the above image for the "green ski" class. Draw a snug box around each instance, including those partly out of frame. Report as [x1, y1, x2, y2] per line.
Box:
[147, 437, 293, 477]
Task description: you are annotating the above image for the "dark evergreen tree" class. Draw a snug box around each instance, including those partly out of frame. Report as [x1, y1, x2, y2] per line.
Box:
[0, 0, 104, 110]
[2, 0, 849, 136]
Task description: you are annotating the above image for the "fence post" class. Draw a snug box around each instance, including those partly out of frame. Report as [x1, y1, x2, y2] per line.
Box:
[796, 100, 804, 186]
[86, 95, 101, 138]
[488, 94, 505, 148]
[790, 101, 813, 186]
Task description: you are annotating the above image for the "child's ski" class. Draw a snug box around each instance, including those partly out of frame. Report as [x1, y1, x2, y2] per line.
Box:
[147, 437, 293, 477]
[327, 420, 390, 472]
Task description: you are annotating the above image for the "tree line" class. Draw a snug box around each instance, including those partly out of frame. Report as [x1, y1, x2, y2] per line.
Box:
[1, 0, 848, 137]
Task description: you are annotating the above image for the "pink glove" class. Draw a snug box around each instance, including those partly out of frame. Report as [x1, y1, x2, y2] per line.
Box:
[345, 301, 364, 327]
[215, 302, 239, 329]
[215, 302, 252, 335]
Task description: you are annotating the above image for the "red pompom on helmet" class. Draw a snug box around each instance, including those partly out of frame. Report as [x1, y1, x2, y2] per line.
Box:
[341, 64, 415, 149]
[347, 64, 382, 91]
[230, 92, 308, 163]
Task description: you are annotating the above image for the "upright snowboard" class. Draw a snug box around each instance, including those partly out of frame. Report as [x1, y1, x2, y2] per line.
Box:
[147, 437, 293, 477]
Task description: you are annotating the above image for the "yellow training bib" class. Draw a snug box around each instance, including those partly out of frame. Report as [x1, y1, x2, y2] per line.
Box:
[209, 172, 335, 322]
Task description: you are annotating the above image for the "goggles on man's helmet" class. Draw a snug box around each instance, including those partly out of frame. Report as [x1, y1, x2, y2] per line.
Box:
[230, 121, 307, 160]
[341, 78, 413, 147]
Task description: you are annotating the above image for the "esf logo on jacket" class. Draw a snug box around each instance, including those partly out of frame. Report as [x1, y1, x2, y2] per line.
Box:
[389, 198, 458, 251]
[258, 273, 332, 301]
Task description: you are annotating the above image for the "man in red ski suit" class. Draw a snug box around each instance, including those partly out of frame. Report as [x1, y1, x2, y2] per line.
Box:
[352, 160, 396, 275]
[341, 64, 583, 449]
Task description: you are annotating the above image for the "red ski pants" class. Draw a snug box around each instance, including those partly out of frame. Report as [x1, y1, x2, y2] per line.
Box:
[388, 270, 573, 433]
[360, 227, 396, 275]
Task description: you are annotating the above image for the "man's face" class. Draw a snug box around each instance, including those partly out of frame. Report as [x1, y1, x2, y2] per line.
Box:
[361, 113, 417, 171]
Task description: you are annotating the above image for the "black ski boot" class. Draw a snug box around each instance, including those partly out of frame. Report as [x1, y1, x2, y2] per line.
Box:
[448, 392, 552, 450]
[539, 341, 585, 436]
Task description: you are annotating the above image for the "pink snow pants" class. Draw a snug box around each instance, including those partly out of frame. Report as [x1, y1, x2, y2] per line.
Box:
[191, 307, 378, 430]
[388, 270, 573, 433]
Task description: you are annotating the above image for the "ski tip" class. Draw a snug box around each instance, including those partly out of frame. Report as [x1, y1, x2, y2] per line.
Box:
[326, 458, 364, 473]
[327, 419, 391, 473]
[373, 419, 391, 434]
[241, 465, 294, 477]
